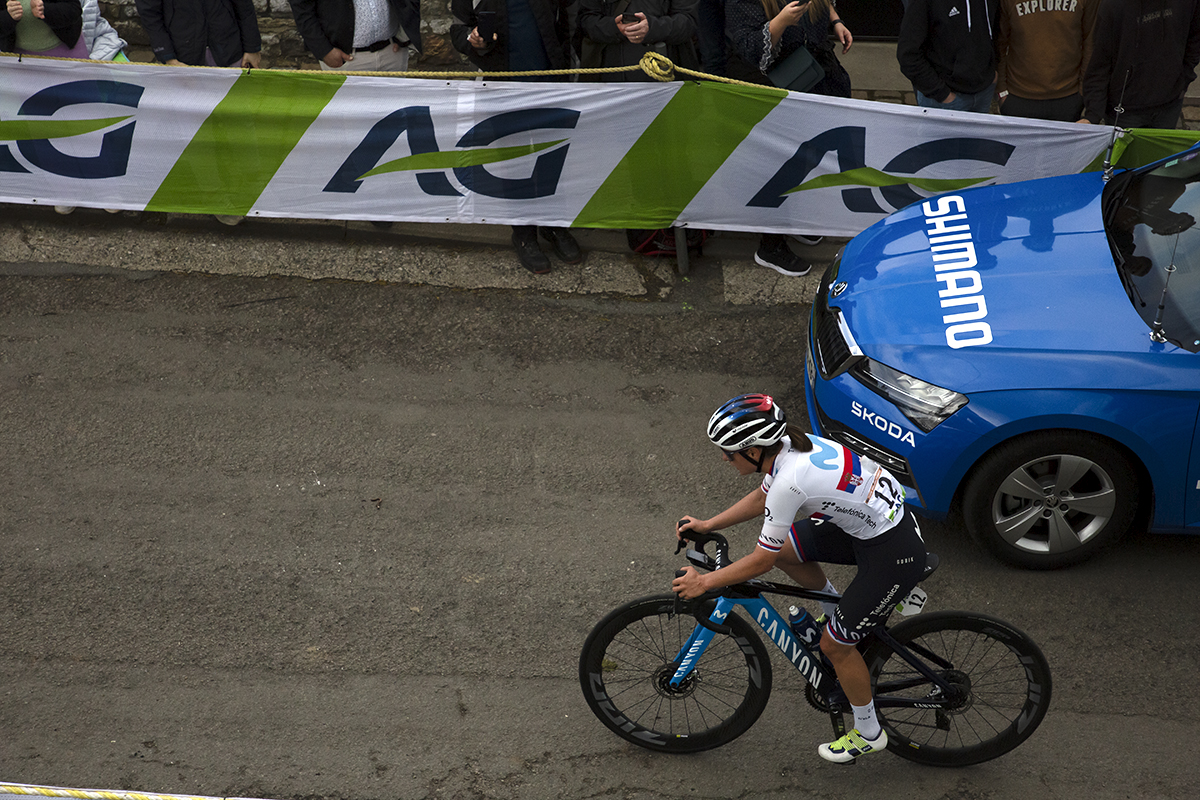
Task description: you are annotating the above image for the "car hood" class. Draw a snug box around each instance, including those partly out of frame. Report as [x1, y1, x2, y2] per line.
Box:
[829, 172, 1190, 393]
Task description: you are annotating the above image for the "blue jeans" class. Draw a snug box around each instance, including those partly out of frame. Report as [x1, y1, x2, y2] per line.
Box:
[916, 84, 995, 113]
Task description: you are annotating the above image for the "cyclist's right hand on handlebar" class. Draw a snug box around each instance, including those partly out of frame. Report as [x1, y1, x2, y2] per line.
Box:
[672, 565, 708, 599]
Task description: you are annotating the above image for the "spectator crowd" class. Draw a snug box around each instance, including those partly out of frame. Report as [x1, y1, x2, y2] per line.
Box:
[3, 0, 1200, 273]
[899, 0, 1200, 129]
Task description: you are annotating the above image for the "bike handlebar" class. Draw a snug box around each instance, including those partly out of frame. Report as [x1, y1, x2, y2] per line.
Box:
[674, 524, 732, 570]
[674, 525, 734, 634]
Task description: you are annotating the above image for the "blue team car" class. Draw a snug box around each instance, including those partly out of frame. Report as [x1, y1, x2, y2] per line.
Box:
[806, 141, 1200, 568]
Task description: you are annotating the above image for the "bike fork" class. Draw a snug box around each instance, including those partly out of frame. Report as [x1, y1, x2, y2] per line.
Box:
[667, 596, 739, 686]
[668, 616, 717, 686]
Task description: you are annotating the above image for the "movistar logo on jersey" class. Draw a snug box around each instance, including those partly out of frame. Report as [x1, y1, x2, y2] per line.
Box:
[806, 436, 840, 470]
[749, 126, 1016, 214]
[325, 106, 579, 199]
[0, 80, 142, 177]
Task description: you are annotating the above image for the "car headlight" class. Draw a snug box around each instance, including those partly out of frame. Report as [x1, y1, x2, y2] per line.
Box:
[850, 359, 967, 433]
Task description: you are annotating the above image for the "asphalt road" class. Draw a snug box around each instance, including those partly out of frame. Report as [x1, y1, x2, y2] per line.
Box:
[2, 257, 1199, 800]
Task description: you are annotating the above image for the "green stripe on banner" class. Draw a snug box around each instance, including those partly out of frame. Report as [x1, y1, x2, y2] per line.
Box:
[363, 139, 568, 176]
[147, 71, 344, 215]
[1112, 128, 1200, 170]
[788, 166, 992, 194]
[573, 82, 784, 229]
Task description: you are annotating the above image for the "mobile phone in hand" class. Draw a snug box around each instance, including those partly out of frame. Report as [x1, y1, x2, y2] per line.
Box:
[477, 10, 496, 41]
[621, 12, 639, 22]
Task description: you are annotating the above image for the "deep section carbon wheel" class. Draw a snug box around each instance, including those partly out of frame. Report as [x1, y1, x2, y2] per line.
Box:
[579, 594, 773, 753]
[864, 611, 1052, 766]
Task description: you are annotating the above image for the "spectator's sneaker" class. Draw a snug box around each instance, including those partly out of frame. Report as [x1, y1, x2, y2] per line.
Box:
[57, 207, 121, 215]
[791, 233, 824, 246]
[539, 227, 583, 264]
[214, 215, 244, 226]
[818, 728, 887, 763]
[513, 232, 552, 274]
[755, 238, 811, 277]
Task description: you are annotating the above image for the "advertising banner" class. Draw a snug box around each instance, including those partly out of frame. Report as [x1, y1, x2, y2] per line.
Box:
[0, 56, 1122, 237]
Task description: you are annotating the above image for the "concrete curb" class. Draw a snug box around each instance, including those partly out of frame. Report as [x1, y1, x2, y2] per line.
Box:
[0, 207, 836, 307]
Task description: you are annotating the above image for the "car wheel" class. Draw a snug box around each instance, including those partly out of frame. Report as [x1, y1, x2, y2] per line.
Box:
[962, 431, 1139, 569]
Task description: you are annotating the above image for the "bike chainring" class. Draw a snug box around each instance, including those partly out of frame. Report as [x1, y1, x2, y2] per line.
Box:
[805, 681, 834, 712]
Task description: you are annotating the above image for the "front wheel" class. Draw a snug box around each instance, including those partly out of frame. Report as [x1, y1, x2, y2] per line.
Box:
[864, 611, 1052, 767]
[578, 594, 773, 753]
[962, 431, 1139, 569]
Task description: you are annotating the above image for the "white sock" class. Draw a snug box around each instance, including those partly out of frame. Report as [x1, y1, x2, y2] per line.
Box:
[820, 579, 838, 619]
[852, 701, 881, 739]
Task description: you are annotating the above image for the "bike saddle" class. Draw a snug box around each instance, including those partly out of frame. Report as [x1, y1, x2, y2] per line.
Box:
[921, 552, 939, 581]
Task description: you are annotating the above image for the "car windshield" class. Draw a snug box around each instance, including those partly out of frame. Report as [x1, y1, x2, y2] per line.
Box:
[1104, 147, 1200, 352]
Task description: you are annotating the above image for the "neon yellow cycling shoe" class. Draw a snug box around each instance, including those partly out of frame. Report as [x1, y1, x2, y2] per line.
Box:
[818, 728, 887, 763]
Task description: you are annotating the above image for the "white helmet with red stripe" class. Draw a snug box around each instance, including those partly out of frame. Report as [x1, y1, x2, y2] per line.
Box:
[707, 393, 787, 452]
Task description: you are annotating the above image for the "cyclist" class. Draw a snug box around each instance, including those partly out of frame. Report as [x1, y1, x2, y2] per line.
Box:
[672, 393, 927, 763]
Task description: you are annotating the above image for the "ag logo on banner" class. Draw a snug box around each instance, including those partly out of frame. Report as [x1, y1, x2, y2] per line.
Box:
[325, 106, 579, 199]
[751, 126, 1017, 214]
[1, 80, 141, 178]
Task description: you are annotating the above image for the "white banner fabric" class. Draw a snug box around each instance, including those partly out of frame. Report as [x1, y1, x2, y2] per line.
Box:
[0, 56, 1118, 238]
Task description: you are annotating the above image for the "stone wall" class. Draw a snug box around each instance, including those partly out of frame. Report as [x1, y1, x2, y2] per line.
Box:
[101, 0, 467, 69]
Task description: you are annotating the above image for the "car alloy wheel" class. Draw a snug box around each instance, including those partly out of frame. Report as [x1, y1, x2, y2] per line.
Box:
[963, 432, 1139, 569]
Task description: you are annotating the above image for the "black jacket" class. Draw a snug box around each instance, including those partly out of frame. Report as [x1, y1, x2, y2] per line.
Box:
[134, 0, 261, 66]
[724, 0, 851, 97]
[0, 0, 82, 53]
[291, 0, 423, 60]
[897, 0, 998, 101]
[577, 0, 698, 81]
[450, 0, 573, 71]
[1082, 0, 1200, 122]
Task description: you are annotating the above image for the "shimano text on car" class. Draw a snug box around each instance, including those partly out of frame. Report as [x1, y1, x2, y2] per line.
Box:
[923, 195, 993, 349]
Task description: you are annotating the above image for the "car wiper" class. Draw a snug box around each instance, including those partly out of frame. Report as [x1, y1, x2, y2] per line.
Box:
[1101, 169, 1136, 226]
[1111, 242, 1149, 306]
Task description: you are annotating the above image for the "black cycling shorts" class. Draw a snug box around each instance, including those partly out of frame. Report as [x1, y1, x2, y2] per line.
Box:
[788, 513, 926, 645]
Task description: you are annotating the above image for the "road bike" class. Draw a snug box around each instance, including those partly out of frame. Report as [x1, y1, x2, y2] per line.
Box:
[579, 532, 1052, 766]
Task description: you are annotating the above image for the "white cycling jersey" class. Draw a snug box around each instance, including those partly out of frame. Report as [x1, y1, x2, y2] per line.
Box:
[757, 434, 907, 552]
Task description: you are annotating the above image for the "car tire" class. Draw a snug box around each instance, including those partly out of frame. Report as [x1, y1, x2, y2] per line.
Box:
[962, 431, 1139, 569]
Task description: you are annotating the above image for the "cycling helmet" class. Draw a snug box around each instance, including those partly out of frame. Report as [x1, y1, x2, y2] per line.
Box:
[707, 393, 787, 452]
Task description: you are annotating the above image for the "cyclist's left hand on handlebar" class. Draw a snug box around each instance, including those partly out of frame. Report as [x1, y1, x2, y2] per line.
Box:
[675, 516, 707, 540]
[672, 566, 707, 599]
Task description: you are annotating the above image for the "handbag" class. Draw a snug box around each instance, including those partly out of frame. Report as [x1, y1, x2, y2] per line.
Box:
[766, 44, 825, 93]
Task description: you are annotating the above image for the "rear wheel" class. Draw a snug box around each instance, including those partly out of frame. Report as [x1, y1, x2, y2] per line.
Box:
[864, 611, 1052, 767]
[578, 594, 772, 753]
[962, 431, 1139, 569]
